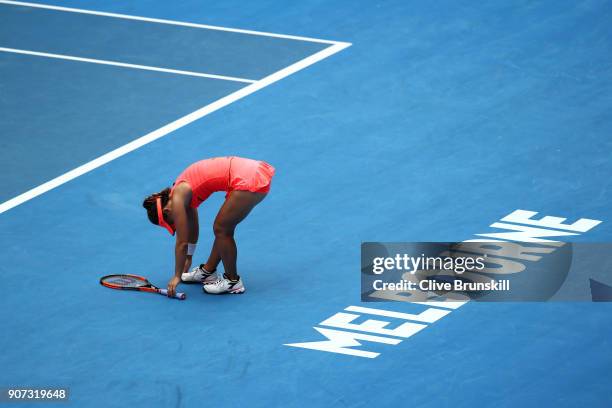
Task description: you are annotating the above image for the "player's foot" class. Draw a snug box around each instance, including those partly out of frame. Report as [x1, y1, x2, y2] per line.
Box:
[203, 275, 245, 294]
[181, 264, 218, 284]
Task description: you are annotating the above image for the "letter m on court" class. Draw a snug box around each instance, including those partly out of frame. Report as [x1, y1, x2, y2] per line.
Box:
[284, 327, 401, 358]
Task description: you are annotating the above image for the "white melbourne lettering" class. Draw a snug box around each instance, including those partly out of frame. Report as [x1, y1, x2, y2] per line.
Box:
[284, 210, 603, 358]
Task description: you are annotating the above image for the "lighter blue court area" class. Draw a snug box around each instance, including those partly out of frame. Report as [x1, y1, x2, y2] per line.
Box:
[1, 0, 612, 407]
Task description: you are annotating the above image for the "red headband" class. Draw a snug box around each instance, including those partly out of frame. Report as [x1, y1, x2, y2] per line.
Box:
[156, 197, 175, 236]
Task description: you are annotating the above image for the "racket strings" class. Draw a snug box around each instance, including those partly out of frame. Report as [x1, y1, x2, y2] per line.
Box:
[102, 276, 146, 288]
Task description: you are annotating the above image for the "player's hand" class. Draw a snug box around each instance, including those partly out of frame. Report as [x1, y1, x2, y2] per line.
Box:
[167, 276, 181, 298]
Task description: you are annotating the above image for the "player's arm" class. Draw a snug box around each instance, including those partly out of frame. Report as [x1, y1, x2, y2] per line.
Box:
[171, 190, 191, 279]
[166, 185, 192, 297]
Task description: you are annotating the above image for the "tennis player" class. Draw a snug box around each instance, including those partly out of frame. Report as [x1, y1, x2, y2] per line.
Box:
[142, 156, 275, 297]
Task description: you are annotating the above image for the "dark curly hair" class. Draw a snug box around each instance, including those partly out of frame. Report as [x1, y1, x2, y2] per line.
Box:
[142, 187, 171, 226]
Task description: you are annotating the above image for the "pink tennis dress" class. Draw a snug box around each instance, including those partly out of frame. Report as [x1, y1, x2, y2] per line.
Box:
[171, 157, 275, 208]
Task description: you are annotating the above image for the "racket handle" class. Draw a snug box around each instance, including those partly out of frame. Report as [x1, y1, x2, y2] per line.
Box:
[158, 289, 187, 300]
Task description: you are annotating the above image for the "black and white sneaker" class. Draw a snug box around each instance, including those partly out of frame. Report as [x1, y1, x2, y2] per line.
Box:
[181, 264, 218, 284]
[203, 275, 245, 294]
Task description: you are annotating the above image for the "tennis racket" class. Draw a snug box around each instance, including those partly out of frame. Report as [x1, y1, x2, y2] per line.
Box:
[100, 274, 186, 300]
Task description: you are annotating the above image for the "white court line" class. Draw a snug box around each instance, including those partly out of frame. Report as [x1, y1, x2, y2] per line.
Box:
[0, 41, 351, 214]
[0, 47, 257, 83]
[0, 0, 342, 45]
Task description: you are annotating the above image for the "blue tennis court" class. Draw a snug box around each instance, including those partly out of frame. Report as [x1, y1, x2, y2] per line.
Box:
[1, 0, 611, 407]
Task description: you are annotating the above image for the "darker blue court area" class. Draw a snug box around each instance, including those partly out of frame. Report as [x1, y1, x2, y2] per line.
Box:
[0, 51, 245, 202]
[0, 2, 329, 79]
[1, 1, 612, 407]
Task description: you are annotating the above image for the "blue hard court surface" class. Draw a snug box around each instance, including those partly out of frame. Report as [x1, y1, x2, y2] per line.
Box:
[1, 1, 611, 407]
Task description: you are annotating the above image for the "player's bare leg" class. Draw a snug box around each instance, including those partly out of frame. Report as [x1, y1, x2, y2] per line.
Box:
[203, 191, 266, 294]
